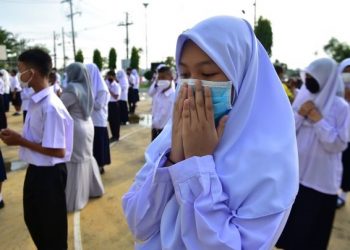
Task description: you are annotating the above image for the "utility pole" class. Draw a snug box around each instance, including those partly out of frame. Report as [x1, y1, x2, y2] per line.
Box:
[143, 3, 149, 69]
[118, 12, 133, 60]
[61, 0, 80, 59]
[61, 27, 67, 68]
[253, 0, 257, 27]
[53, 31, 57, 68]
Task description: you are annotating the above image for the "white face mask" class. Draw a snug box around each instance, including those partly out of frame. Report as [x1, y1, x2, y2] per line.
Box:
[342, 72, 350, 84]
[157, 80, 171, 88]
[17, 69, 33, 88]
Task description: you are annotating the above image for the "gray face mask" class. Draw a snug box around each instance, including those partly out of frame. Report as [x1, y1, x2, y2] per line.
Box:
[178, 79, 233, 123]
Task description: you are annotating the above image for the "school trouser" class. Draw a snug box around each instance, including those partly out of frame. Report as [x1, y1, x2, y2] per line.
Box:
[108, 101, 121, 140]
[23, 163, 68, 250]
[119, 100, 129, 124]
[0, 94, 7, 129]
[3, 93, 10, 112]
[151, 128, 163, 141]
[276, 184, 337, 250]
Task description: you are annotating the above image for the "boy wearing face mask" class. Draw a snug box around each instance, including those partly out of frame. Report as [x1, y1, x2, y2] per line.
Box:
[0, 48, 73, 250]
[148, 66, 175, 141]
[106, 70, 121, 142]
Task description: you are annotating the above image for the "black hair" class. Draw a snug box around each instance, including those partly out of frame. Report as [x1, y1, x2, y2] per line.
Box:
[157, 66, 171, 74]
[11, 69, 17, 75]
[106, 70, 116, 77]
[48, 72, 57, 83]
[274, 65, 284, 75]
[18, 48, 52, 77]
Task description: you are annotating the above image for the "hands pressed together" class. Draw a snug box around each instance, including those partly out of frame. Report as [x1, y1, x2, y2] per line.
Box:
[298, 100, 323, 123]
[169, 81, 228, 164]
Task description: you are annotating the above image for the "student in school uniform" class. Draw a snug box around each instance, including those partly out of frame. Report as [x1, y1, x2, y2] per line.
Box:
[62, 62, 104, 212]
[276, 58, 350, 250]
[106, 70, 121, 142]
[127, 68, 137, 114]
[148, 66, 175, 141]
[0, 69, 11, 112]
[21, 86, 35, 123]
[116, 70, 129, 125]
[0, 72, 7, 129]
[0, 48, 73, 250]
[131, 68, 140, 112]
[9, 69, 22, 116]
[122, 16, 299, 249]
[85, 63, 111, 175]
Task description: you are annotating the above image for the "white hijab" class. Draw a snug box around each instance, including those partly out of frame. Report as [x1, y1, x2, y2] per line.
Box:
[85, 63, 108, 98]
[292, 58, 340, 116]
[131, 69, 140, 84]
[337, 58, 350, 97]
[116, 69, 129, 88]
[136, 16, 298, 218]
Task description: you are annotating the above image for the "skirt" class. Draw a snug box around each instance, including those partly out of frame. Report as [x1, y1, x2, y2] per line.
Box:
[0, 95, 7, 129]
[276, 184, 337, 250]
[341, 143, 350, 191]
[0, 149, 6, 182]
[93, 127, 111, 167]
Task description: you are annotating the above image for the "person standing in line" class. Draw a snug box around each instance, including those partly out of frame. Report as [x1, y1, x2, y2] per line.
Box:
[0, 69, 11, 112]
[336, 58, 350, 208]
[0, 48, 73, 250]
[131, 68, 140, 113]
[106, 70, 121, 142]
[62, 62, 104, 212]
[148, 66, 175, 141]
[85, 63, 111, 175]
[9, 69, 22, 116]
[122, 16, 298, 249]
[116, 70, 129, 125]
[127, 67, 137, 114]
[276, 58, 350, 250]
[0, 71, 7, 129]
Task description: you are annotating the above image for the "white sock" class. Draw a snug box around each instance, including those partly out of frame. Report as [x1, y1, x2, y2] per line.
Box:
[340, 191, 347, 201]
[0, 193, 3, 202]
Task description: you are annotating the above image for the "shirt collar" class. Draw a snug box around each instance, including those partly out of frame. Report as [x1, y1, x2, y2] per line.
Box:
[31, 86, 53, 103]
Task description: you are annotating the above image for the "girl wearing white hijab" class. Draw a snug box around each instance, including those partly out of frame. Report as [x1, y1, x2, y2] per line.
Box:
[336, 58, 350, 208]
[277, 58, 350, 249]
[122, 16, 298, 249]
[85, 63, 111, 174]
[116, 69, 129, 124]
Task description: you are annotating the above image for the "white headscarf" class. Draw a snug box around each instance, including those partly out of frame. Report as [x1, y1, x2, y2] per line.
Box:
[116, 69, 129, 87]
[292, 58, 340, 116]
[337, 58, 350, 97]
[137, 16, 298, 218]
[131, 69, 140, 83]
[85, 63, 108, 98]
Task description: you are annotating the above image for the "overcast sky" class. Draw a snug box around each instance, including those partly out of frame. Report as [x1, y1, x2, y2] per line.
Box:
[1, 0, 350, 70]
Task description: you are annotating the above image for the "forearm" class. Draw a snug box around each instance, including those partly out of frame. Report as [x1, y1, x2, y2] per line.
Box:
[19, 137, 65, 158]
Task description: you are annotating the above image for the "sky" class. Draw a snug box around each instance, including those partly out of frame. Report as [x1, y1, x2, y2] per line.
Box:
[1, 0, 350, 70]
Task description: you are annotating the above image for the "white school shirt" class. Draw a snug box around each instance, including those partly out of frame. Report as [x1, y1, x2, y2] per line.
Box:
[0, 78, 4, 95]
[20, 87, 35, 111]
[19, 87, 74, 166]
[119, 80, 129, 101]
[106, 80, 121, 102]
[295, 96, 350, 195]
[91, 90, 109, 127]
[149, 82, 175, 129]
[10, 76, 22, 92]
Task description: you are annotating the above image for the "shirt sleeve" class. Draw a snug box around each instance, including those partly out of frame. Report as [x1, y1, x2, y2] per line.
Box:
[167, 155, 290, 250]
[60, 92, 77, 109]
[148, 81, 157, 97]
[94, 91, 108, 110]
[122, 151, 175, 241]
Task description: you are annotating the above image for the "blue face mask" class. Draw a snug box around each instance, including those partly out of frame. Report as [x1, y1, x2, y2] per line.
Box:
[178, 79, 233, 124]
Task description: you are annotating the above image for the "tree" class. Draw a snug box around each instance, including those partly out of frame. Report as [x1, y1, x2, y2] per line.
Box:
[254, 16, 273, 57]
[165, 56, 175, 68]
[75, 49, 84, 63]
[108, 48, 117, 70]
[130, 47, 142, 70]
[324, 38, 350, 63]
[93, 49, 103, 70]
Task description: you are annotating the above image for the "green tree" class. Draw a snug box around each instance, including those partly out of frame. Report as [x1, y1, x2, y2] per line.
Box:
[165, 56, 175, 68]
[324, 38, 350, 63]
[75, 49, 84, 63]
[108, 48, 117, 70]
[130, 47, 142, 70]
[254, 16, 273, 57]
[93, 49, 103, 70]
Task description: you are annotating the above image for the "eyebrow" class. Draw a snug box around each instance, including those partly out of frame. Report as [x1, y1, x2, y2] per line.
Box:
[179, 60, 214, 67]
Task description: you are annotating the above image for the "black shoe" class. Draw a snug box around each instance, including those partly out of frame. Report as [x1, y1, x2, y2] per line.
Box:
[99, 167, 105, 175]
[337, 197, 346, 209]
[109, 137, 118, 143]
[0, 200, 4, 209]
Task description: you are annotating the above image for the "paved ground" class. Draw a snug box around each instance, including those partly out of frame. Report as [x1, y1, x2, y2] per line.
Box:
[0, 92, 350, 250]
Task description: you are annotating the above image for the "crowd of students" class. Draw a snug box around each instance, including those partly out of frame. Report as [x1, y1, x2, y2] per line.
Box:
[1, 14, 350, 250]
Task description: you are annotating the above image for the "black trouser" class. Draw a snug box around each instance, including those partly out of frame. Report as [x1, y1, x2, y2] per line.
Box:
[341, 143, 350, 191]
[151, 128, 163, 141]
[23, 110, 27, 124]
[23, 163, 68, 250]
[119, 100, 129, 124]
[0, 94, 7, 129]
[108, 102, 121, 140]
[276, 184, 337, 250]
[3, 93, 10, 112]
